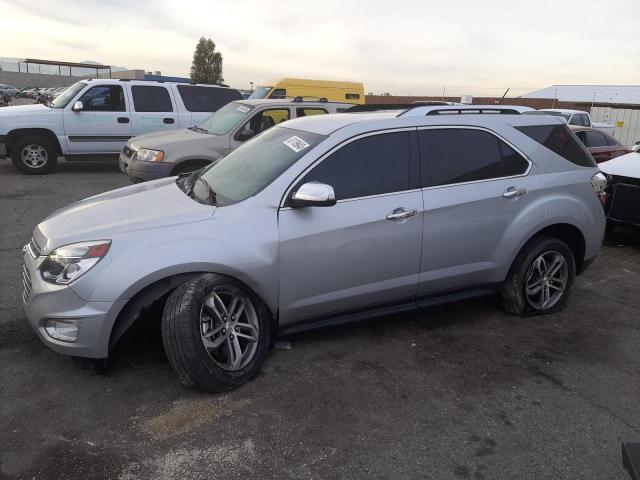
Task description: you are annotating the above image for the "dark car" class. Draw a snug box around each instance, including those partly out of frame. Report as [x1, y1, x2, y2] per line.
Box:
[571, 126, 630, 163]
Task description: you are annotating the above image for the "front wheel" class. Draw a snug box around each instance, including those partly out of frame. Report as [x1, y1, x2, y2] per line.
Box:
[162, 274, 271, 392]
[502, 236, 576, 316]
[11, 135, 58, 174]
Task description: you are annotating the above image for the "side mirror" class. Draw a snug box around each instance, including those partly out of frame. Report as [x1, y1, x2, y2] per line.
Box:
[72, 101, 84, 112]
[290, 182, 336, 208]
[236, 129, 255, 142]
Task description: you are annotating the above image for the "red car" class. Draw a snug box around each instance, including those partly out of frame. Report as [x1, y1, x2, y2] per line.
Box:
[571, 126, 630, 163]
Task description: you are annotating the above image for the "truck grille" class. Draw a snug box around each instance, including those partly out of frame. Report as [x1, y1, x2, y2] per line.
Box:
[22, 264, 32, 305]
[27, 238, 41, 258]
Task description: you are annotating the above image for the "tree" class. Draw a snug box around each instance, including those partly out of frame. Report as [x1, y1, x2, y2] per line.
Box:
[190, 37, 224, 84]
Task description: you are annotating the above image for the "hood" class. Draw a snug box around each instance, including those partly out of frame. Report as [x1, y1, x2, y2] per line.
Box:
[599, 152, 640, 179]
[131, 128, 225, 150]
[35, 178, 214, 253]
[0, 104, 53, 116]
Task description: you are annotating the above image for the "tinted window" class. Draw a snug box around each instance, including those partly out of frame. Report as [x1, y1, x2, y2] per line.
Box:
[584, 131, 607, 148]
[301, 132, 411, 200]
[78, 85, 125, 111]
[177, 85, 242, 112]
[419, 129, 502, 187]
[270, 88, 286, 99]
[345, 93, 361, 100]
[605, 134, 620, 147]
[296, 108, 327, 117]
[501, 143, 529, 176]
[568, 115, 581, 126]
[516, 125, 596, 167]
[131, 86, 173, 112]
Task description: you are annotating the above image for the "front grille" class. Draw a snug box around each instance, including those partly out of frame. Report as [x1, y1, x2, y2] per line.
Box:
[22, 264, 32, 305]
[27, 238, 41, 258]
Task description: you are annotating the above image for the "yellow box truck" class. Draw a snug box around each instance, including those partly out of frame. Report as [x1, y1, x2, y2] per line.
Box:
[249, 78, 365, 104]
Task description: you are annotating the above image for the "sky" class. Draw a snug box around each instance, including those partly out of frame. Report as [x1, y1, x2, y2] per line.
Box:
[1, 0, 639, 97]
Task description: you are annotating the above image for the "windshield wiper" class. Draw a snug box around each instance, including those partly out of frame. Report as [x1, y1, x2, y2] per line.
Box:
[188, 125, 210, 134]
[196, 177, 217, 205]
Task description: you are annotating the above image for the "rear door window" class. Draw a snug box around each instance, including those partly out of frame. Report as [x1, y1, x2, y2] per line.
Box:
[516, 124, 595, 167]
[296, 108, 328, 117]
[584, 131, 607, 148]
[131, 85, 173, 112]
[299, 131, 411, 200]
[177, 85, 242, 112]
[605, 134, 620, 147]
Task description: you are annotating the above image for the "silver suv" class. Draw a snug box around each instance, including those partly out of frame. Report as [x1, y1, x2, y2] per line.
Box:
[22, 105, 607, 391]
[120, 99, 351, 183]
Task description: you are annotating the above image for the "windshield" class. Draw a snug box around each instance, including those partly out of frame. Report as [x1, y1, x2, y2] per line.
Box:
[196, 126, 326, 206]
[248, 86, 273, 99]
[198, 102, 254, 135]
[51, 82, 86, 109]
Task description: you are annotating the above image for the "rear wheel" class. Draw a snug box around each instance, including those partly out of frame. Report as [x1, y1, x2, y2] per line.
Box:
[162, 274, 271, 392]
[11, 135, 58, 174]
[502, 236, 575, 316]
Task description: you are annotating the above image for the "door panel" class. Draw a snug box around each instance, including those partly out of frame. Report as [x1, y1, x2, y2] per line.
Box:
[278, 191, 423, 324]
[63, 84, 131, 155]
[418, 173, 544, 294]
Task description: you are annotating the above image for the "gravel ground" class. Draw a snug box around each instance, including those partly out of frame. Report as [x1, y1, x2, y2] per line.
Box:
[1, 158, 639, 479]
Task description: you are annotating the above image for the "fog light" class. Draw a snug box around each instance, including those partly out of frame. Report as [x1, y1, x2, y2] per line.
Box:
[44, 318, 81, 343]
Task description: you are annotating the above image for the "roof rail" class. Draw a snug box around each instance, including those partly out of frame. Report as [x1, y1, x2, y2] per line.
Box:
[291, 95, 328, 102]
[399, 104, 534, 117]
[343, 104, 417, 113]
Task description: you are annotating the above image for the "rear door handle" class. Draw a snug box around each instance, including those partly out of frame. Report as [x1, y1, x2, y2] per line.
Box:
[386, 208, 418, 221]
[502, 187, 527, 199]
[163, 118, 175, 124]
[117, 117, 130, 124]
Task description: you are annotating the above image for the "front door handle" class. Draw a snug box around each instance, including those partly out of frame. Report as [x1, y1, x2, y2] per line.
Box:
[163, 117, 175, 124]
[386, 208, 418, 221]
[117, 117, 130, 124]
[502, 187, 527, 199]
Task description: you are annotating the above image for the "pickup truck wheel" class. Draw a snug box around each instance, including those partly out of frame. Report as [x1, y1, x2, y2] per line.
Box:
[162, 273, 271, 392]
[502, 236, 575, 316]
[11, 135, 58, 174]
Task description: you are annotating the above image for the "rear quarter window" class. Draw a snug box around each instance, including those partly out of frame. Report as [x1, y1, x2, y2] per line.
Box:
[516, 124, 596, 167]
[177, 85, 243, 112]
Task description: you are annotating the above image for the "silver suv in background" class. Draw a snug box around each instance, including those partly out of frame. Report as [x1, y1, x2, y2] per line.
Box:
[22, 105, 606, 392]
[120, 99, 351, 182]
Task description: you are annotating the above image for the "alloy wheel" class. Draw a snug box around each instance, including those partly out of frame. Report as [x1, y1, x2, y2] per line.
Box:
[21, 144, 48, 169]
[199, 285, 259, 371]
[524, 251, 568, 310]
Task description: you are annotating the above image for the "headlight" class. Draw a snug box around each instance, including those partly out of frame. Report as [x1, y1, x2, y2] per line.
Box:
[136, 148, 164, 162]
[40, 240, 111, 285]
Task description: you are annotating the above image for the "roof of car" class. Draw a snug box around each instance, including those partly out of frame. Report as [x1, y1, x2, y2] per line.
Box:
[283, 106, 565, 136]
[539, 108, 586, 115]
[235, 99, 352, 108]
[78, 78, 234, 88]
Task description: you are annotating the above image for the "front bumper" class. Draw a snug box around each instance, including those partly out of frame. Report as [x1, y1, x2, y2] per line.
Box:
[22, 246, 126, 358]
[121, 150, 175, 183]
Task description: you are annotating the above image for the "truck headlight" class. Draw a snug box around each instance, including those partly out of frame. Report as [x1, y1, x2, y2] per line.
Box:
[40, 240, 111, 285]
[136, 148, 164, 162]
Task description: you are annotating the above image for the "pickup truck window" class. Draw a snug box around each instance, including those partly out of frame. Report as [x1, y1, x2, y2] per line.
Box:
[51, 82, 86, 109]
[78, 85, 125, 112]
[131, 86, 173, 112]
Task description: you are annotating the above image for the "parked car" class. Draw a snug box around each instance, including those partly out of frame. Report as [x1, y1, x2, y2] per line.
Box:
[21, 104, 606, 391]
[525, 109, 615, 135]
[249, 78, 365, 104]
[571, 126, 630, 163]
[121, 98, 351, 182]
[0, 84, 18, 98]
[631, 141, 640, 153]
[0, 79, 243, 174]
[599, 151, 640, 229]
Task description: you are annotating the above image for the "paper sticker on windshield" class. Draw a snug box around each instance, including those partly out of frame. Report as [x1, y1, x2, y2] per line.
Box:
[283, 136, 310, 153]
[236, 105, 250, 113]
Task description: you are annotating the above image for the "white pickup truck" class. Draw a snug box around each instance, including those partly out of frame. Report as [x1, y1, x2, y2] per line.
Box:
[0, 79, 242, 174]
[530, 109, 615, 136]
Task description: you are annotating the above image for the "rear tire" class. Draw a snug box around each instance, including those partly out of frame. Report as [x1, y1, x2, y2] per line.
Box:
[502, 236, 576, 316]
[11, 135, 58, 174]
[162, 273, 271, 392]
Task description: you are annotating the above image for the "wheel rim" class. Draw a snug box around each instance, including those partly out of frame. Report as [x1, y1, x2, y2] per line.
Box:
[199, 285, 259, 371]
[21, 144, 48, 169]
[524, 251, 568, 310]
